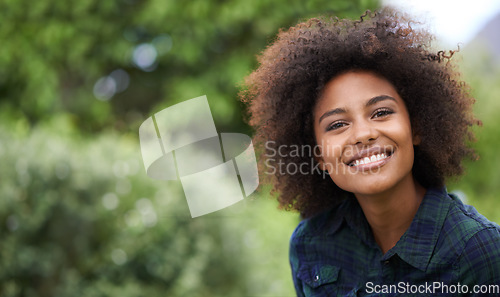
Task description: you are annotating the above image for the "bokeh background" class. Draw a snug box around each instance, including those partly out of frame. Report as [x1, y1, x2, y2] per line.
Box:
[0, 0, 499, 296]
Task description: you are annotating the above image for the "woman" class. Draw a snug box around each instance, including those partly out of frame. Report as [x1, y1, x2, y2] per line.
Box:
[241, 9, 500, 296]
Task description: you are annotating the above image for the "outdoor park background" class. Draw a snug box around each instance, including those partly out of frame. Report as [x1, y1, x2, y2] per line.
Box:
[0, 0, 499, 296]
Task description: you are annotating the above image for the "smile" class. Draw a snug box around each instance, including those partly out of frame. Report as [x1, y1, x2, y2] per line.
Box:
[349, 153, 389, 167]
[344, 147, 395, 168]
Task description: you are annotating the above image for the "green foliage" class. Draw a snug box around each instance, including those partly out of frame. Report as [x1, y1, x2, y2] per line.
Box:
[447, 48, 500, 223]
[0, 0, 378, 134]
[0, 123, 299, 296]
[0, 0, 384, 295]
[1, 0, 499, 295]
[3, 1, 499, 296]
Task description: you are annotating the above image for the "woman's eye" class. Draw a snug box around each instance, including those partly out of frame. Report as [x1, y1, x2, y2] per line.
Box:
[326, 121, 346, 131]
[372, 108, 394, 118]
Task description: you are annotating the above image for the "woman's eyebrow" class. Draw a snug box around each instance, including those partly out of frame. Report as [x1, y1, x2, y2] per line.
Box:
[318, 107, 347, 124]
[366, 95, 396, 107]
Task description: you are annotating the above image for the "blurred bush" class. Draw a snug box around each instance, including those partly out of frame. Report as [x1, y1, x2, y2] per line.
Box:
[448, 46, 500, 223]
[26, 0, 500, 296]
[0, 121, 299, 296]
[0, 0, 378, 134]
[0, 1, 379, 295]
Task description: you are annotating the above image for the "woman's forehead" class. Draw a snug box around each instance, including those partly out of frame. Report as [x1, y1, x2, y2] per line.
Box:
[315, 70, 402, 112]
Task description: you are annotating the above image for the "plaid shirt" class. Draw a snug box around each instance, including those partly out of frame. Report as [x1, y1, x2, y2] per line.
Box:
[289, 188, 500, 296]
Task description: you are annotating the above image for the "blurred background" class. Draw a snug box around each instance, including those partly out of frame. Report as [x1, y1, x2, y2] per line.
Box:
[0, 0, 498, 296]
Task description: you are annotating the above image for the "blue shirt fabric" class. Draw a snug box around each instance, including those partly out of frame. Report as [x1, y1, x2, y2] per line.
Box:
[289, 188, 500, 296]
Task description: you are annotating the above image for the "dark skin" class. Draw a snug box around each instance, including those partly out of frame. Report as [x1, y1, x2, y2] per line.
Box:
[313, 70, 425, 253]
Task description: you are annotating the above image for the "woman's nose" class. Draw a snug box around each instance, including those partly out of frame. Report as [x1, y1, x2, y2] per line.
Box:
[349, 120, 379, 145]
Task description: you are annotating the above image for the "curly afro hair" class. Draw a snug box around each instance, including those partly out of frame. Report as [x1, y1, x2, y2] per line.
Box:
[240, 9, 480, 218]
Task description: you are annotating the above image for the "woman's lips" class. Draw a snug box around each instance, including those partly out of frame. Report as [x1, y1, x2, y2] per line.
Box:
[344, 146, 394, 166]
[348, 152, 393, 171]
[349, 153, 389, 167]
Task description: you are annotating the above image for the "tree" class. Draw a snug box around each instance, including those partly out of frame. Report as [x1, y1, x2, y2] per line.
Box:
[0, 0, 379, 296]
[0, 0, 378, 133]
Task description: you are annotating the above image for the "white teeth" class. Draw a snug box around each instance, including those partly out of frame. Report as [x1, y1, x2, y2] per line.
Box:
[350, 153, 389, 167]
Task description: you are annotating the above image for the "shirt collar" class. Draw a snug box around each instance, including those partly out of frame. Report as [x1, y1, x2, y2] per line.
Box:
[326, 194, 376, 248]
[388, 187, 452, 271]
[326, 187, 453, 272]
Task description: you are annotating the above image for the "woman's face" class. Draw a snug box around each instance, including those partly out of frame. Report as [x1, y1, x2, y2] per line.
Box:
[313, 70, 419, 196]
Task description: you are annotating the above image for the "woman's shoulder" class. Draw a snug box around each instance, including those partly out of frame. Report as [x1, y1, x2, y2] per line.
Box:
[446, 196, 500, 284]
[436, 191, 500, 267]
[444, 192, 500, 242]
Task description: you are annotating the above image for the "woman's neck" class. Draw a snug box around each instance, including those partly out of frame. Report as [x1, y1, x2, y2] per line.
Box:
[354, 176, 426, 254]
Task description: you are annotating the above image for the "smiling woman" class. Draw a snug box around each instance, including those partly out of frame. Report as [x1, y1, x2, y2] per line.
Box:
[314, 71, 418, 204]
[241, 9, 500, 297]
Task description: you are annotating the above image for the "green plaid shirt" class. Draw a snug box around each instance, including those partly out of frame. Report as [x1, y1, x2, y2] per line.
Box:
[289, 188, 500, 296]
